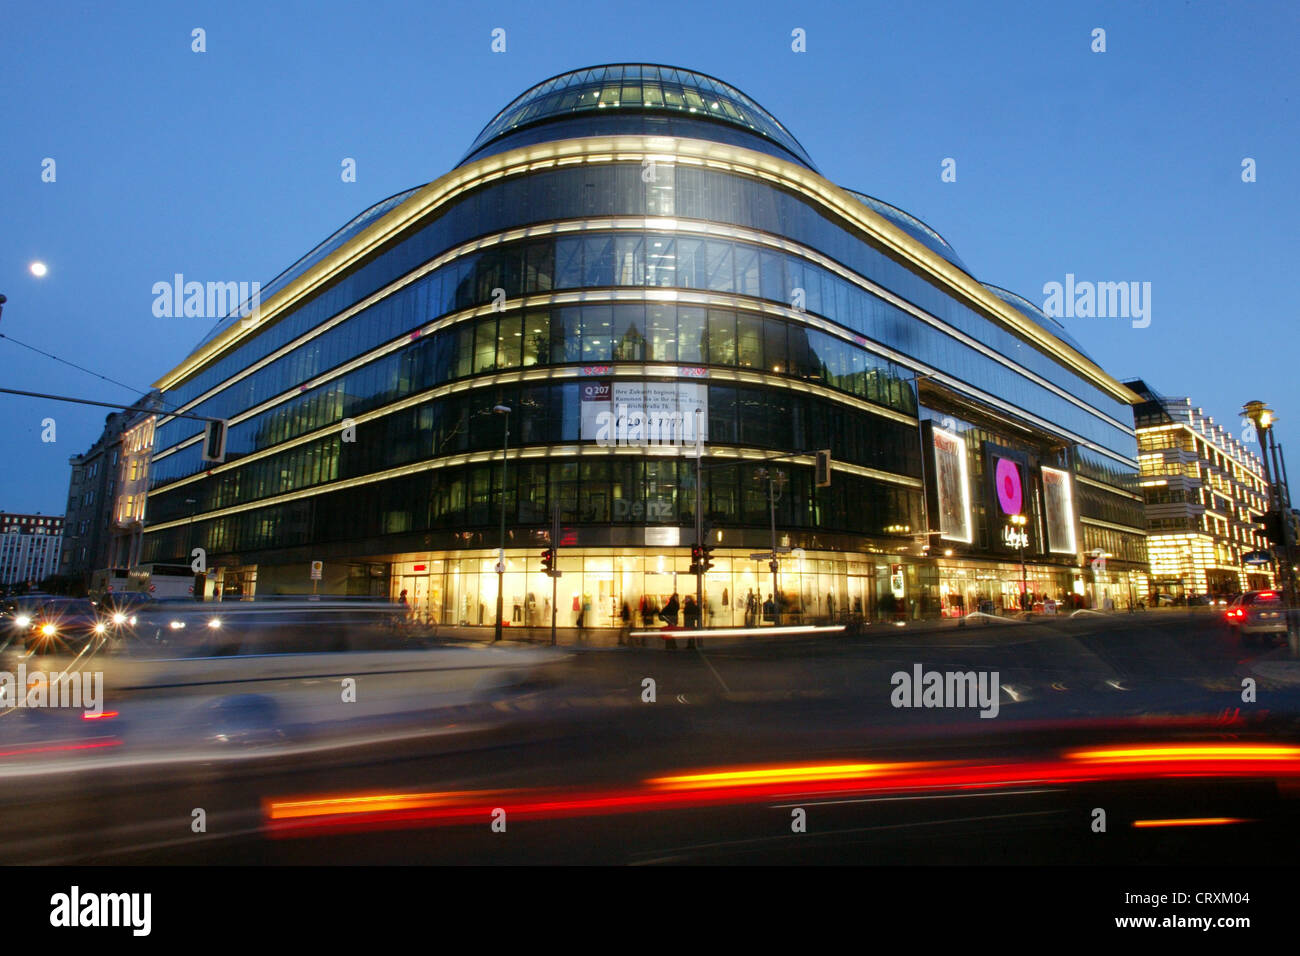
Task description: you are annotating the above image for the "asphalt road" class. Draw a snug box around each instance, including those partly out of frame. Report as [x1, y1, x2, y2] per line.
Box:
[4, 610, 1299, 865]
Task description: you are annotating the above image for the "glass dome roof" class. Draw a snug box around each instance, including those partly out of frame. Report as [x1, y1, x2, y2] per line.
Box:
[843, 190, 968, 271]
[460, 64, 817, 170]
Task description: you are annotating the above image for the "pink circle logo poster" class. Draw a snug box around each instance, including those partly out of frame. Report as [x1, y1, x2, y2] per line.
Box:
[994, 458, 1023, 515]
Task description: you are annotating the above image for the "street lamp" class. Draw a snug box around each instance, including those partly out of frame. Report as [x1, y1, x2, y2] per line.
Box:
[1244, 400, 1296, 618]
[492, 404, 510, 643]
[1010, 513, 1028, 611]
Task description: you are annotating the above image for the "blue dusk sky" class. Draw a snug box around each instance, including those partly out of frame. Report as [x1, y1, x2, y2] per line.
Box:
[2, 0, 1296, 514]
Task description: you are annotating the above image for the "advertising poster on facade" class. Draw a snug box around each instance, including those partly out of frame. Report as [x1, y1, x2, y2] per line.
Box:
[983, 442, 1032, 551]
[931, 426, 973, 543]
[580, 380, 707, 447]
[1040, 466, 1077, 554]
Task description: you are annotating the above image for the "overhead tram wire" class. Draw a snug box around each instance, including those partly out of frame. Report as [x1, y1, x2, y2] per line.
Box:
[0, 330, 182, 414]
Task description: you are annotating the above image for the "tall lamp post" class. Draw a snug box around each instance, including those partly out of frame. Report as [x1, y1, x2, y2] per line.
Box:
[492, 404, 511, 643]
[1010, 513, 1028, 611]
[1244, 400, 1296, 613]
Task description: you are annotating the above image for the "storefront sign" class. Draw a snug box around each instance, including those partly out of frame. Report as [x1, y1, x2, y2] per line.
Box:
[890, 563, 905, 598]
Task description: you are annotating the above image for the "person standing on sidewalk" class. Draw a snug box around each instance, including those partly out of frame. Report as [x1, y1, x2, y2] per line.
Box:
[662, 592, 680, 627]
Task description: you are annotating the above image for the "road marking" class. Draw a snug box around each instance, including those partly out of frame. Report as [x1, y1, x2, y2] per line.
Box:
[695, 647, 732, 694]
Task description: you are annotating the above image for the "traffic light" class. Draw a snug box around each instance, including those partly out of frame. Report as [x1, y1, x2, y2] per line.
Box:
[1257, 510, 1285, 545]
[540, 548, 555, 576]
[815, 449, 832, 487]
[201, 419, 228, 463]
[689, 545, 702, 576]
[700, 544, 715, 573]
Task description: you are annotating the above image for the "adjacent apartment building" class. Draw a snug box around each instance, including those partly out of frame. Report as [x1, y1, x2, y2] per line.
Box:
[61, 392, 162, 590]
[0, 512, 64, 590]
[1127, 380, 1272, 599]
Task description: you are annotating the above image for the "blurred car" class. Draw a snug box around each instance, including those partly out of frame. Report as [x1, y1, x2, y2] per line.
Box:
[1226, 590, 1288, 642]
[93, 592, 156, 638]
[21, 597, 110, 651]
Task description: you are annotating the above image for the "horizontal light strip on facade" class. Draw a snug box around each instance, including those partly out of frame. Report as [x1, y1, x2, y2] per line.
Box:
[150, 215, 1135, 478]
[151, 272, 921, 465]
[1075, 473, 1144, 502]
[147, 359, 914, 497]
[141, 446, 917, 535]
[1080, 516, 1147, 535]
[154, 136, 1137, 408]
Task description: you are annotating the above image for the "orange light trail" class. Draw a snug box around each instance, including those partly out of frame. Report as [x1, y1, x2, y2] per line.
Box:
[263, 741, 1300, 839]
[1131, 817, 1251, 828]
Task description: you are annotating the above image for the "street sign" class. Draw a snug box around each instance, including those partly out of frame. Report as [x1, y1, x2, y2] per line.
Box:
[310, 560, 323, 580]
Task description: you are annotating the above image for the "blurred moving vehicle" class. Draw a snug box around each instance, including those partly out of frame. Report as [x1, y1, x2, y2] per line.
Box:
[93, 592, 154, 638]
[123, 597, 416, 656]
[11, 597, 109, 652]
[1225, 589, 1288, 642]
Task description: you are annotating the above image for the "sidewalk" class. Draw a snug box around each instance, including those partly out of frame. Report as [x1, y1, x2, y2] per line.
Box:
[420, 610, 1096, 649]
[1244, 643, 1300, 687]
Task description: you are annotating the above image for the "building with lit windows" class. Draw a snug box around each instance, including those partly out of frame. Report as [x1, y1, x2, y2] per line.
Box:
[61, 392, 161, 592]
[0, 512, 64, 590]
[104, 394, 162, 580]
[140, 64, 1147, 625]
[1127, 380, 1273, 600]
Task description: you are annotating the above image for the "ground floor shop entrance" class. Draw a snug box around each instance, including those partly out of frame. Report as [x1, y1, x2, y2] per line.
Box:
[388, 548, 925, 629]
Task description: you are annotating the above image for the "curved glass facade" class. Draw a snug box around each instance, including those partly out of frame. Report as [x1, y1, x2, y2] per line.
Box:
[144, 64, 1145, 623]
[154, 166, 1134, 456]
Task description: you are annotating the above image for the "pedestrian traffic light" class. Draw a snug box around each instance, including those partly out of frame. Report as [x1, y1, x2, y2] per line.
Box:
[541, 548, 555, 576]
[700, 544, 715, 573]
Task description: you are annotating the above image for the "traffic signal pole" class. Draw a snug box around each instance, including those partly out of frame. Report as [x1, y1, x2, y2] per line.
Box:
[1267, 433, 1298, 614]
[695, 413, 704, 631]
[550, 503, 560, 647]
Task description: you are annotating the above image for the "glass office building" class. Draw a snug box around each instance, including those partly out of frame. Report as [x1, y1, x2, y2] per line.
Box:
[142, 64, 1147, 625]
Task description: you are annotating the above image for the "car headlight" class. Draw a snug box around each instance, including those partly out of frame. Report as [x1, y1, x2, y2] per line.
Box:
[169, 620, 185, 630]
[14, 615, 30, 628]
[129, 616, 137, 626]
[208, 618, 222, 629]
[94, 623, 107, 634]
[112, 613, 126, 625]
[40, 623, 57, 636]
